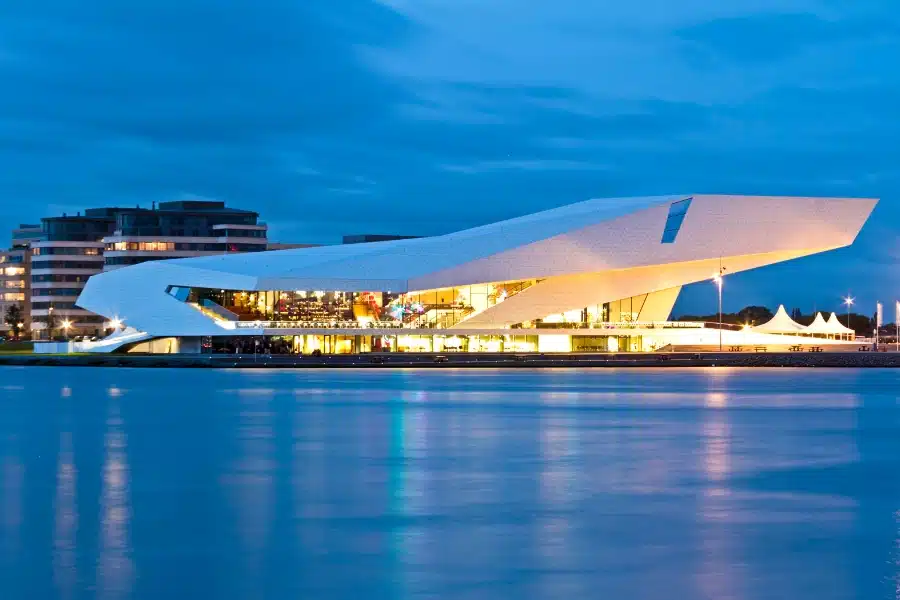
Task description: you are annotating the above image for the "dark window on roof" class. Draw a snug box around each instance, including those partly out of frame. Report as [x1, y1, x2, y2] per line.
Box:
[661, 198, 692, 244]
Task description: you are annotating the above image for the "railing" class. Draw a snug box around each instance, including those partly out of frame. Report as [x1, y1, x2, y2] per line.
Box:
[233, 320, 405, 330]
[530, 321, 708, 330]
[226, 319, 709, 331]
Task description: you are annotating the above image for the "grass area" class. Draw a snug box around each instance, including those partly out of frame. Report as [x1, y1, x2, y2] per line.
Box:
[0, 341, 34, 354]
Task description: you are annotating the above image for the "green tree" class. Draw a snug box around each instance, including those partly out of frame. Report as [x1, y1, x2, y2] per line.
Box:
[3, 304, 24, 340]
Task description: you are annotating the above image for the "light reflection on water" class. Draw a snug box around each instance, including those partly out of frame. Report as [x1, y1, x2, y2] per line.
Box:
[0, 367, 897, 600]
[97, 400, 133, 600]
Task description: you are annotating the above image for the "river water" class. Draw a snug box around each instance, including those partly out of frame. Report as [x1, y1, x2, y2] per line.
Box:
[0, 367, 898, 600]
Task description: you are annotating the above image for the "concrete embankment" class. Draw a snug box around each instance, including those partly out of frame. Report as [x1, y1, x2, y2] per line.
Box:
[1, 351, 900, 368]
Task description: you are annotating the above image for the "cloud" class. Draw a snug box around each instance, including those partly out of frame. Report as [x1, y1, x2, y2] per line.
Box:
[676, 12, 896, 64]
[441, 159, 609, 174]
[0, 0, 898, 311]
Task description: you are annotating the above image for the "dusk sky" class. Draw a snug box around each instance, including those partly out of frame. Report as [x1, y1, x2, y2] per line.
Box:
[0, 0, 896, 315]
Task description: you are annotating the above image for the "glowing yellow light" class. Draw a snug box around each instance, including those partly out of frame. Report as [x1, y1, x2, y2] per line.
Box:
[109, 317, 123, 329]
[61, 319, 72, 330]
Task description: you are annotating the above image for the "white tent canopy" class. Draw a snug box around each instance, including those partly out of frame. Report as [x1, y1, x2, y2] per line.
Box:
[826, 312, 855, 335]
[753, 305, 805, 334]
[803, 312, 833, 335]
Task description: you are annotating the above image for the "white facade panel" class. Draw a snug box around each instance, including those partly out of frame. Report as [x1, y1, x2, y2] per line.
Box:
[75, 194, 877, 339]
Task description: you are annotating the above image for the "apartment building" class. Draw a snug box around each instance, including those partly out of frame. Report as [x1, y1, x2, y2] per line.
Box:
[29, 201, 268, 339]
[102, 200, 267, 270]
[0, 224, 42, 338]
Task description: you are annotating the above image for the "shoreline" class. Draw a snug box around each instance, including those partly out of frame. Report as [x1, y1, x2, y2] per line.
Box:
[2, 351, 900, 369]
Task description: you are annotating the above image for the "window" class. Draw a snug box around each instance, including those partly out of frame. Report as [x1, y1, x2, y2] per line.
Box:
[32, 246, 102, 256]
[3, 267, 25, 276]
[29, 261, 101, 269]
[30, 288, 84, 296]
[32, 274, 90, 283]
[1, 292, 25, 302]
[661, 198, 692, 244]
[31, 301, 76, 310]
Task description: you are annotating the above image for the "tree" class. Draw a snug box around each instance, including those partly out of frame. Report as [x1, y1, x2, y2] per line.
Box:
[3, 304, 24, 340]
[736, 305, 773, 326]
[45, 308, 59, 340]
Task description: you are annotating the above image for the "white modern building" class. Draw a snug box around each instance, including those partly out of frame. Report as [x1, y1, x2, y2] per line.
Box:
[75, 194, 877, 354]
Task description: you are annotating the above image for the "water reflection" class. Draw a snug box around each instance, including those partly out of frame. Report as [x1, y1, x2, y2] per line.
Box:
[0, 440, 23, 567]
[0, 367, 896, 600]
[696, 391, 740, 600]
[96, 400, 133, 599]
[53, 431, 78, 600]
[225, 389, 275, 596]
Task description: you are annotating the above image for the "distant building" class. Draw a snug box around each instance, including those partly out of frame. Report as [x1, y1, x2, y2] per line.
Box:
[31, 209, 122, 338]
[0, 225, 41, 337]
[11, 224, 44, 248]
[266, 242, 320, 251]
[102, 200, 267, 271]
[30, 200, 268, 339]
[342, 234, 421, 245]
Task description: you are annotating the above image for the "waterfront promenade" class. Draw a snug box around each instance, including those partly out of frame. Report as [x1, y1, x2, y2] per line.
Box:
[2, 350, 900, 368]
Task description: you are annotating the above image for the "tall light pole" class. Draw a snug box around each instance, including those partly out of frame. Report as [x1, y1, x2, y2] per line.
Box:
[61, 319, 71, 341]
[843, 295, 854, 332]
[713, 267, 725, 352]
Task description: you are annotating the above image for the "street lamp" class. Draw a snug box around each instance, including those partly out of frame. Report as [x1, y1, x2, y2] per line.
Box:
[843, 295, 854, 329]
[713, 267, 725, 352]
[61, 319, 71, 340]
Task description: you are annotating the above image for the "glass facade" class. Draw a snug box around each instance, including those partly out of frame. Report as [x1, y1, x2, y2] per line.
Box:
[181, 281, 540, 328]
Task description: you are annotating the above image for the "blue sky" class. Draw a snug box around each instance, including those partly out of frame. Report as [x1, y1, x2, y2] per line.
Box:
[0, 0, 896, 314]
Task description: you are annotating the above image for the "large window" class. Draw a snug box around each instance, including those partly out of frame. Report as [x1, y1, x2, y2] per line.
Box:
[32, 274, 90, 283]
[30, 288, 84, 296]
[32, 246, 101, 256]
[106, 241, 177, 252]
[661, 198, 692, 244]
[30, 261, 102, 269]
[217, 229, 266, 238]
[31, 301, 77, 310]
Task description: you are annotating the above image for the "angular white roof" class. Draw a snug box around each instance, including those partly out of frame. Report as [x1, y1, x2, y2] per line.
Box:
[753, 305, 805, 334]
[76, 194, 878, 337]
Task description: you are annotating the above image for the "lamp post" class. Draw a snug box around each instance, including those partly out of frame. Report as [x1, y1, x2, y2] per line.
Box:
[713, 264, 725, 352]
[61, 319, 71, 341]
[843, 295, 854, 337]
[713, 268, 724, 352]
